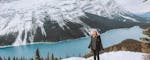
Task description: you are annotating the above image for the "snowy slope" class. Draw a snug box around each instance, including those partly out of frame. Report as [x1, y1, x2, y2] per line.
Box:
[0, 0, 124, 45]
[62, 51, 146, 60]
[0, 0, 127, 35]
[138, 11, 150, 20]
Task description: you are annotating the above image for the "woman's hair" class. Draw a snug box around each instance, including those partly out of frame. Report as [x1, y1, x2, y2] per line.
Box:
[90, 28, 100, 36]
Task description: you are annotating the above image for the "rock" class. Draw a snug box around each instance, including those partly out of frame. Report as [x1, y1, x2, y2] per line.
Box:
[141, 43, 150, 53]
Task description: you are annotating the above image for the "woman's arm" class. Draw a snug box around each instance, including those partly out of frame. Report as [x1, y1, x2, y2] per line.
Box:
[88, 37, 92, 48]
[98, 35, 104, 50]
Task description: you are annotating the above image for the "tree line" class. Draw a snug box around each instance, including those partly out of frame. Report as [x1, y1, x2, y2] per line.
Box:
[0, 48, 61, 60]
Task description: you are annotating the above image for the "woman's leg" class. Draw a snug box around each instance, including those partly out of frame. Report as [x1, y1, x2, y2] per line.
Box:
[96, 50, 100, 60]
[93, 50, 96, 60]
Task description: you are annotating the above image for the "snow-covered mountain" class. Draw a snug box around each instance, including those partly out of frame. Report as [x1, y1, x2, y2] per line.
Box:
[138, 11, 150, 20]
[0, 0, 149, 46]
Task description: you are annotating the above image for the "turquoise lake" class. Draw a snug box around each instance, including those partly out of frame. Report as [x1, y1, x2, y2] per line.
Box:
[0, 37, 91, 59]
[0, 26, 145, 59]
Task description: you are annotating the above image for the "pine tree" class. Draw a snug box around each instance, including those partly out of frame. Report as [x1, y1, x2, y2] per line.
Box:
[46, 52, 50, 60]
[8, 57, 10, 60]
[4, 57, 6, 60]
[35, 48, 41, 60]
[59, 57, 62, 60]
[55, 58, 58, 60]
[30, 58, 34, 60]
[0, 56, 2, 60]
[51, 53, 54, 60]
[13, 56, 15, 60]
[78, 53, 81, 57]
[16, 57, 18, 60]
[23, 56, 26, 60]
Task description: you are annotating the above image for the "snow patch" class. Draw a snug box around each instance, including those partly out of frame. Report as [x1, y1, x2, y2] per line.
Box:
[120, 14, 139, 22]
[62, 51, 146, 60]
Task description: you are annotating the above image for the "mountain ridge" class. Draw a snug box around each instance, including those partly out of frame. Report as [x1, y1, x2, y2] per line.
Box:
[0, 0, 149, 46]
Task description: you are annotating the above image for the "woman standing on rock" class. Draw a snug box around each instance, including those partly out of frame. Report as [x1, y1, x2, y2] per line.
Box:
[88, 29, 104, 60]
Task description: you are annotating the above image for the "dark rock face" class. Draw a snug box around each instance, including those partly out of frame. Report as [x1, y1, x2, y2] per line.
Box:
[0, 13, 150, 46]
[0, 33, 17, 46]
[34, 20, 85, 42]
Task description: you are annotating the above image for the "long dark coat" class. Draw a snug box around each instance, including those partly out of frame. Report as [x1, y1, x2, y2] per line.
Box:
[88, 35, 103, 51]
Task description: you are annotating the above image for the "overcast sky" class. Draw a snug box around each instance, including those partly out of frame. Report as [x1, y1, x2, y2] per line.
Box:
[115, 0, 150, 14]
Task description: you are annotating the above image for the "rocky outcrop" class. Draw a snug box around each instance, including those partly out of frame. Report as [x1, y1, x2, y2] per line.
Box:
[104, 39, 150, 53]
[141, 27, 150, 42]
[141, 43, 150, 53]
